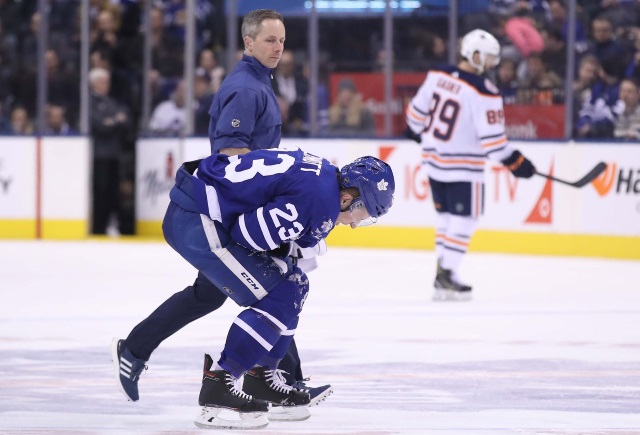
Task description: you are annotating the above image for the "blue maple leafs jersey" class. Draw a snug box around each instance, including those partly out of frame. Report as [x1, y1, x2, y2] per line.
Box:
[192, 149, 341, 250]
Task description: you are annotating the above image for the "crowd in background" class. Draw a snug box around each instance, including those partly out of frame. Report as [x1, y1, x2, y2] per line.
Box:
[1, 0, 640, 234]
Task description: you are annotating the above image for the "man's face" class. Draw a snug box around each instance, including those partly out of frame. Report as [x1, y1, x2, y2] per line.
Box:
[244, 19, 285, 69]
[47, 106, 65, 129]
[592, 20, 612, 43]
[336, 199, 373, 229]
[619, 81, 640, 108]
[579, 62, 598, 84]
[92, 76, 110, 96]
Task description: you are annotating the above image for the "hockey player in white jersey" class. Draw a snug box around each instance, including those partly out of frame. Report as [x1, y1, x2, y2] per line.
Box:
[404, 29, 536, 301]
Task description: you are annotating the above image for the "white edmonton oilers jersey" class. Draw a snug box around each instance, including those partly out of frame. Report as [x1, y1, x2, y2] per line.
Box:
[406, 65, 515, 183]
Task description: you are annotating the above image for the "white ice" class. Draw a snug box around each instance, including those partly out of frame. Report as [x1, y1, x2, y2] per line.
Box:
[1, 239, 639, 434]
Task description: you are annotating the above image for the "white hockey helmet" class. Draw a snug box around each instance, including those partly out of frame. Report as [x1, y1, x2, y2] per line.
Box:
[460, 29, 501, 73]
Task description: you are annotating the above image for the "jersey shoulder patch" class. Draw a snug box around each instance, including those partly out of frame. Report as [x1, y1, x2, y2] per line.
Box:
[451, 67, 501, 97]
[483, 79, 499, 95]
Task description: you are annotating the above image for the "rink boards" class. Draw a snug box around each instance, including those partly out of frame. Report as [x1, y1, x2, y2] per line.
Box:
[1, 137, 639, 259]
[134, 138, 640, 259]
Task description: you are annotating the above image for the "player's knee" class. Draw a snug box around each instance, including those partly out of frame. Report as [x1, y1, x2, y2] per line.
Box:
[252, 269, 309, 327]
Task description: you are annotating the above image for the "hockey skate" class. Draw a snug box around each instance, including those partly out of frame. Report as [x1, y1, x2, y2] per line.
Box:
[111, 338, 147, 401]
[194, 354, 269, 430]
[243, 366, 311, 421]
[433, 263, 473, 301]
[292, 378, 333, 407]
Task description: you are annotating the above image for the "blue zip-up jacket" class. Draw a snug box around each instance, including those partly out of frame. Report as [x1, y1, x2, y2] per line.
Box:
[208, 55, 282, 153]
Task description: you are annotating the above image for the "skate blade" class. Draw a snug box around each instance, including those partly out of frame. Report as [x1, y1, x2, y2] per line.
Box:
[269, 404, 311, 421]
[194, 407, 269, 429]
[432, 289, 472, 302]
[309, 387, 333, 407]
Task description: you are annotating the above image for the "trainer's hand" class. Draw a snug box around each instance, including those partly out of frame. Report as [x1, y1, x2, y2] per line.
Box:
[403, 126, 422, 144]
[501, 150, 535, 178]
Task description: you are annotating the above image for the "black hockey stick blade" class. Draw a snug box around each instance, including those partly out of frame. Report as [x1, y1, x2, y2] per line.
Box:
[535, 162, 607, 188]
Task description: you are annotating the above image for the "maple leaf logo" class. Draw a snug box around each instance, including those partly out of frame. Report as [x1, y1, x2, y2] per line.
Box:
[377, 179, 388, 191]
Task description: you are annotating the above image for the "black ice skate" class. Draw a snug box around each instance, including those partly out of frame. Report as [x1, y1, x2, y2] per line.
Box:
[433, 263, 473, 301]
[194, 354, 269, 430]
[243, 366, 311, 421]
[292, 378, 333, 407]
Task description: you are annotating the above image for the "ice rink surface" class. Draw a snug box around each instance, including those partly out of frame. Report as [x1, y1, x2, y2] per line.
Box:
[1, 239, 639, 435]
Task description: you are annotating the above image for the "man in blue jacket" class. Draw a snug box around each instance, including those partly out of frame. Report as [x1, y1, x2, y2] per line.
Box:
[111, 9, 331, 420]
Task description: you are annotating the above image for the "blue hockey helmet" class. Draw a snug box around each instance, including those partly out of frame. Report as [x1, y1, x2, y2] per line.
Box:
[339, 156, 395, 221]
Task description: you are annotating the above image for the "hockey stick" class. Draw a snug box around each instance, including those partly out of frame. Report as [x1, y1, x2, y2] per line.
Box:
[534, 162, 607, 188]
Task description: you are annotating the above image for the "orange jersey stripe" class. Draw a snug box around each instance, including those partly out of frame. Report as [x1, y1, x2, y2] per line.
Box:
[482, 137, 508, 149]
[443, 236, 469, 247]
[423, 153, 485, 166]
[406, 105, 426, 123]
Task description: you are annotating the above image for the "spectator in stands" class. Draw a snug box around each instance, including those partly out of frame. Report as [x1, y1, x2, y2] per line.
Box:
[573, 55, 620, 138]
[89, 67, 132, 236]
[613, 77, 640, 139]
[9, 106, 33, 135]
[328, 78, 375, 137]
[585, 16, 630, 81]
[302, 60, 331, 134]
[272, 50, 309, 136]
[198, 48, 225, 93]
[573, 55, 600, 108]
[0, 22, 15, 109]
[46, 49, 80, 127]
[91, 8, 119, 58]
[0, 104, 10, 134]
[148, 79, 186, 137]
[150, 6, 184, 79]
[540, 26, 567, 79]
[547, 0, 587, 51]
[194, 69, 214, 136]
[494, 57, 519, 104]
[44, 103, 77, 135]
[502, 10, 545, 60]
[0, 0, 22, 39]
[624, 26, 640, 81]
[518, 52, 563, 104]
[0, 19, 17, 74]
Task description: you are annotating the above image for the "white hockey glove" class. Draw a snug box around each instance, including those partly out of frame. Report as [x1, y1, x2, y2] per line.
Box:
[290, 240, 327, 273]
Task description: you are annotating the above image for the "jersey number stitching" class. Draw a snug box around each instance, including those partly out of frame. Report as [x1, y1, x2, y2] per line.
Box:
[224, 152, 302, 242]
[424, 93, 460, 142]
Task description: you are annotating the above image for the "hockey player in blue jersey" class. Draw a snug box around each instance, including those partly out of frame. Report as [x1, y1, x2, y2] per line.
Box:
[115, 149, 395, 429]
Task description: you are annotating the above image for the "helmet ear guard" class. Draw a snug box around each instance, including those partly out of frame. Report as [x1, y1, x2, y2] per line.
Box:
[339, 156, 395, 220]
[460, 29, 501, 73]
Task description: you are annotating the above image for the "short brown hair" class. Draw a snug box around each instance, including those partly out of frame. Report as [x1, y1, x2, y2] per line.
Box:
[241, 9, 284, 39]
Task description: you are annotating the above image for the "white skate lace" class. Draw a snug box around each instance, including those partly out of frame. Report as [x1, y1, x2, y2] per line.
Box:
[265, 369, 292, 394]
[225, 373, 253, 401]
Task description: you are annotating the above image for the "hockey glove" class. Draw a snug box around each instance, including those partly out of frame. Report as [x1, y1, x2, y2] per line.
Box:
[403, 126, 422, 144]
[501, 150, 535, 178]
[290, 239, 327, 259]
[290, 240, 327, 274]
[266, 242, 293, 259]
